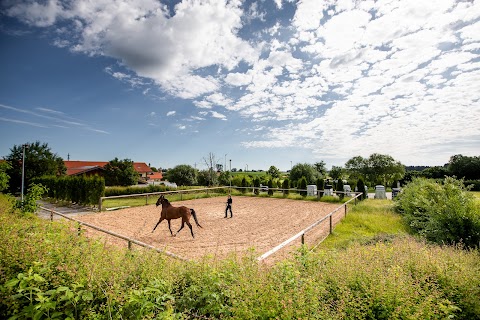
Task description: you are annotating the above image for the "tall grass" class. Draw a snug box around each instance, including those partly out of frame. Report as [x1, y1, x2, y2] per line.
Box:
[1, 193, 479, 319]
[320, 199, 408, 249]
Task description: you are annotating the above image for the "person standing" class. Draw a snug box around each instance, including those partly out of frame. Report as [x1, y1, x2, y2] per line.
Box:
[225, 195, 233, 218]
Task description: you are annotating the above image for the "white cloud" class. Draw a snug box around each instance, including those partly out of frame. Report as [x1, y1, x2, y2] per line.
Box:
[166, 111, 176, 116]
[4, 0, 480, 165]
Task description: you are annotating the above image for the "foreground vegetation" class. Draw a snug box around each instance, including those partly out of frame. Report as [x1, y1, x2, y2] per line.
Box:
[1, 193, 479, 319]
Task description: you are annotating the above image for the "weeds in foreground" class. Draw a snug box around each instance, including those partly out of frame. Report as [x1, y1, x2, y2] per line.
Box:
[1, 193, 479, 319]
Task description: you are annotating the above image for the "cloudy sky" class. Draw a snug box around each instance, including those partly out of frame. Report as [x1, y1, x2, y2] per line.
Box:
[1, 0, 479, 171]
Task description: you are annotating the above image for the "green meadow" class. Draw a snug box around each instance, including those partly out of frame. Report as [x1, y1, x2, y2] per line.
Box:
[1, 193, 479, 319]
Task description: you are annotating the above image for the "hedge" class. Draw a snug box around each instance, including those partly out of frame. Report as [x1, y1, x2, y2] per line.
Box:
[32, 175, 105, 206]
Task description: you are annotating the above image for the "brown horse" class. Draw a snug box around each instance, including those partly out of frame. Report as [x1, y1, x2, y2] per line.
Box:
[152, 195, 202, 238]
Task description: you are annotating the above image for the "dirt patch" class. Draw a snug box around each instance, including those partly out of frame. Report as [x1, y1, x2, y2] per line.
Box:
[76, 196, 343, 262]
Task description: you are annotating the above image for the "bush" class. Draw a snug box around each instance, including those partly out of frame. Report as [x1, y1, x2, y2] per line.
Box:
[282, 179, 289, 196]
[32, 175, 105, 205]
[298, 177, 307, 196]
[337, 179, 344, 200]
[356, 178, 366, 200]
[394, 177, 480, 248]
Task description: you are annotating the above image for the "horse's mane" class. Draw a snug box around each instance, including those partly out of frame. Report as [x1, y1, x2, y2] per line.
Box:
[163, 198, 171, 205]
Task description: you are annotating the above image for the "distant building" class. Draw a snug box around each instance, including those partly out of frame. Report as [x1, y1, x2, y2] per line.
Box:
[64, 160, 161, 180]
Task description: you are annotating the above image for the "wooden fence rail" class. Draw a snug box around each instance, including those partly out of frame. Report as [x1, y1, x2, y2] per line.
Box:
[257, 192, 363, 261]
[39, 206, 187, 261]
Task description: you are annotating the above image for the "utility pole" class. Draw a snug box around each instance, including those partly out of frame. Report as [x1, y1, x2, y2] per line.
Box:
[21, 144, 27, 203]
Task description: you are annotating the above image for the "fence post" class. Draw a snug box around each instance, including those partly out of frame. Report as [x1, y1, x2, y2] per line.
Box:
[98, 197, 102, 212]
[146, 194, 148, 205]
[77, 224, 82, 236]
[329, 215, 332, 234]
[50, 209, 53, 222]
[128, 240, 132, 250]
[301, 233, 305, 244]
[345, 204, 347, 217]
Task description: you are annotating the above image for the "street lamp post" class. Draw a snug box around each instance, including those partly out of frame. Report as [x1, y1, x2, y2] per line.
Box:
[21, 144, 27, 203]
[224, 154, 227, 172]
[229, 159, 232, 188]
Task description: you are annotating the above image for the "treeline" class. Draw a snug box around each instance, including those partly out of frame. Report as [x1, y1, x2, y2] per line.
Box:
[32, 175, 104, 205]
[402, 154, 480, 190]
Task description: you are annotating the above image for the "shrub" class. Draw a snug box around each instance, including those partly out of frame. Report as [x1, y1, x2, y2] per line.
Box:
[282, 179, 289, 196]
[298, 177, 307, 196]
[394, 177, 480, 248]
[356, 178, 366, 200]
[337, 179, 344, 200]
[267, 179, 273, 196]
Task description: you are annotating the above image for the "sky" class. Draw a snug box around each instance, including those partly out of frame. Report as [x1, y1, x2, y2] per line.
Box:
[1, 0, 479, 172]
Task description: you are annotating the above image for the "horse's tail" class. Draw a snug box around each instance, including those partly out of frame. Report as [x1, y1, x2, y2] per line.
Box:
[190, 209, 202, 228]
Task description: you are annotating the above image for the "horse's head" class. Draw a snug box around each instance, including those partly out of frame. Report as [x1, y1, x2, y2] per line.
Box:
[156, 195, 164, 207]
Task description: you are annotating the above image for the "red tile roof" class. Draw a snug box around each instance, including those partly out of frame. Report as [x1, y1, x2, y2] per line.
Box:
[64, 161, 152, 176]
[148, 172, 164, 180]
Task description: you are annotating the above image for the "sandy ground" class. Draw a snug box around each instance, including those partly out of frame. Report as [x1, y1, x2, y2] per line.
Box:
[75, 196, 344, 262]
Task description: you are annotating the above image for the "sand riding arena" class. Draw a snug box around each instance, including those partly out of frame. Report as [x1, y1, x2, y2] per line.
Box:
[76, 196, 344, 262]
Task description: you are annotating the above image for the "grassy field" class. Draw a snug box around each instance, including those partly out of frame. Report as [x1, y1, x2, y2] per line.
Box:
[319, 199, 408, 249]
[1, 193, 479, 319]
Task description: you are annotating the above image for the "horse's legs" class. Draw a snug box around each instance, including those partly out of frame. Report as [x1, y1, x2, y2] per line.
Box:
[167, 220, 174, 236]
[152, 217, 164, 232]
[176, 221, 185, 235]
[186, 221, 194, 238]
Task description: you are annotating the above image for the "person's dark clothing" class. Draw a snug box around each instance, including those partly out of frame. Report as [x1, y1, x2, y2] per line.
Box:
[225, 197, 233, 218]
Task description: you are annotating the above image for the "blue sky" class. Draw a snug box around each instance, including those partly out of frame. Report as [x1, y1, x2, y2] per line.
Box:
[1, 0, 479, 172]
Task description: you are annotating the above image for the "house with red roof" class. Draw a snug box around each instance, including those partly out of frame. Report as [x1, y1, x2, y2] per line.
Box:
[64, 160, 162, 181]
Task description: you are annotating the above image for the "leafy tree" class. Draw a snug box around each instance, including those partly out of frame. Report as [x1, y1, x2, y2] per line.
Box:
[103, 158, 138, 186]
[167, 165, 197, 186]
[298, 176, 307, 196]
[266, 166, 280, 179]
[329, 166, 343, 181]
[421, 166, 449, 179]
[218, 171, 231, 186]
[5, 141, 66, 194]
[0, 161, 11, 192]
[289, 163, 319, 184]
[447, 154, 480, 180]
[345, 156, 367, 181]
[366, 153, 405, 186]
[313, 161, 327, 176]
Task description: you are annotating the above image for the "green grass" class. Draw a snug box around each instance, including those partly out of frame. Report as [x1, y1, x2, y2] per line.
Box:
[319, 199, 408, 250]
[2, 193, 480, 319]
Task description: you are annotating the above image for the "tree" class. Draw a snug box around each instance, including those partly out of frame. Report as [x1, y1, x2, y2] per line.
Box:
[345, 156, 367, 181]
[313, 161, 327, 176]
[5, 141, 66, 194]
[366, 153, 405, 186]
[298, 176, 307, 196]
[0, 161, 11, 192]
[218, 171, 231, 186]
[203, 152, 219, 186]
[329, 166, 343, 181]
[447, 154, 480, 180]
[267, 165, 280, 179]
[289, 163, 319, 184]
[167, 165, 197, 186]
[422, 166, 449, 179]
[103, 158, 138, 186]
